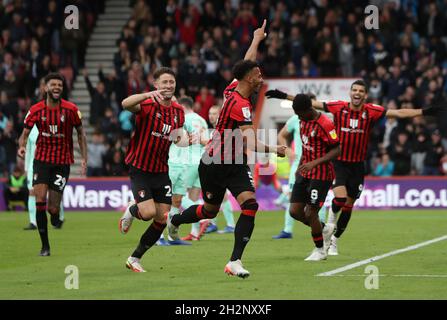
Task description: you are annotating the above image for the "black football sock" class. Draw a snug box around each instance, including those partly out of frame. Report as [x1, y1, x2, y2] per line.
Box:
[36, 202, 49, 249]
[334, 204, 353, 238]
[331, 197, 347, 214]
[129, 203, 150, 221]
[171, 205, 217, 227]
[50, 212, 60, 227]
[230, 199, 258, 261]
[132, 221, 166, 259]
[312, 232, 324, 248]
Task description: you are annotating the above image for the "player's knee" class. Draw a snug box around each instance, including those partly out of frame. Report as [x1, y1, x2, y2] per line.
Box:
[240, 198, 259, 217]
[138, 206, 156, 221]
[201, 205, 219, 219]
[47, 205, 60, 216]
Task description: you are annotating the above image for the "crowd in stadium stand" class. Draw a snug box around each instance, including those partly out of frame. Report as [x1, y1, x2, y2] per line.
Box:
[1, 0, 447, 178]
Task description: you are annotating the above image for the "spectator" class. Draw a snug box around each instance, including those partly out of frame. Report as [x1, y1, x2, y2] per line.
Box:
[338, 35, 354, 77]
[423, 130, 444, 175]
[0, 120, 17, 175]
[374, 153, 394, 177]
[83, 69, 110, 126]
[87, 132, 107, 177]
[297, 55, 318, 77]
[388, 131, 411, 176]
[105, 150, 127, 176]
[3, 165, 28, 210]
[195, 86, 215, 121]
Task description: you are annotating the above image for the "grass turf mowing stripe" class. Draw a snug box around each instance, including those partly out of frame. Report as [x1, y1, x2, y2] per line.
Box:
[317, 234, 447, 277]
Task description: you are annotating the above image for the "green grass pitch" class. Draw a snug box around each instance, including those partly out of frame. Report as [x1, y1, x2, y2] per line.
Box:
[0, 209, 446, 299]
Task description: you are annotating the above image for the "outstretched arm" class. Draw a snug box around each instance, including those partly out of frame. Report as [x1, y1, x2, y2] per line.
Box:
[265, 90, 325, 110]
[121, 90, 166, 113]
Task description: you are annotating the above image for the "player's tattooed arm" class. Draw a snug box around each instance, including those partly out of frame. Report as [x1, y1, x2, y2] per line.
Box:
[121, 90, 166, 113]
[244, 19, 267, 62]
[298, 144, 340, 175]
[17, 127, 31, 159]
[76, 125, 88, 176]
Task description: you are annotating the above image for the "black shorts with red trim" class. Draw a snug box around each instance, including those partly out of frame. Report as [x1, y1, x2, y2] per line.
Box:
[290, 174, 332, 207]
[333, 160, 365, 199]
[33, 160, 70, 193]
[129, 166, 172, 204]
[198, 160, 255, 205]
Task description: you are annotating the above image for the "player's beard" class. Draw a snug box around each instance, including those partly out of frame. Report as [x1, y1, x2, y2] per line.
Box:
[48, 91, 61, 103]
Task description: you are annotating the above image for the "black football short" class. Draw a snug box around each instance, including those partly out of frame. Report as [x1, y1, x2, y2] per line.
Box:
[290, 174, 332, 207]
[129, 166, 172, 204]
[33, 160, 70, 193]
[333, 161, 365, 199]
[199, 161, 255, 205]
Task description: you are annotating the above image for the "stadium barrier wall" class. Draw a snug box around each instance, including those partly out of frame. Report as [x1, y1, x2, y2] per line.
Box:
[1, 177, 447, 211]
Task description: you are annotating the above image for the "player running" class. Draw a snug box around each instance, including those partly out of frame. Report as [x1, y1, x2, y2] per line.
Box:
[167, 57, 287, 278]
[266, 80, 443, 255]
[118, 67, 194, 272]
[287, 94, 340, 261]
[18, 73, 87, 256]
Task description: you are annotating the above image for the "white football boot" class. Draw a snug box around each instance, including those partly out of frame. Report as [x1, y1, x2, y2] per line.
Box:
[119, 200, 136, 234]
[224, 260, 250, 278]
[304, 247, 327, 261]
[323, 223, 336, 252]
[327, 207, 339, 225]
[126, 256, 146, 273]
[328, 235, 339, 256]
[167, 212, 180, 240]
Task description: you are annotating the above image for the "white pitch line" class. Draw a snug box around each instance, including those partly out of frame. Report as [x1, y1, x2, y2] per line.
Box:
[327, 275, 447, 278]
[317, 235, 447, 277]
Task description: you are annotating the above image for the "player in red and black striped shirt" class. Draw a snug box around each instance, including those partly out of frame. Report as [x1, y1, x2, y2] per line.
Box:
[267, 80, 443, 255]
[17, 73, 88, 256]
[288, 94, 340, 261]
[118, 67, 194, 272]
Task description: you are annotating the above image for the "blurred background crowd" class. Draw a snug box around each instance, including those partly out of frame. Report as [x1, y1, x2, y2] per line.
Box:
[1, 0, 447, 178]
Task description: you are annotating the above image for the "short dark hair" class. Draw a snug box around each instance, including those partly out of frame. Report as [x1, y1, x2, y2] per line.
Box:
[292, 94, 312, 114]
[306, 92, 317, 100]
[178, 96, 193, 109]
[232, 60, 259, 80]
[44, 73, 65, 84]
[351, 79, 368, 93]
[153, 67, 176, 80]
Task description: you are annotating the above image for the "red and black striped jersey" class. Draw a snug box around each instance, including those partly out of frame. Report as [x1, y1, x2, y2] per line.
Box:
[125, 99, 185, 173]
[24, 99, 82, 165]
[324, 101, 386, 162]
[300, 112, 339, 181]
[206, 83, 252, 164]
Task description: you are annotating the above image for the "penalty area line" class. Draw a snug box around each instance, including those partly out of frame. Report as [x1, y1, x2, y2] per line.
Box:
[317, 234, 447, 277]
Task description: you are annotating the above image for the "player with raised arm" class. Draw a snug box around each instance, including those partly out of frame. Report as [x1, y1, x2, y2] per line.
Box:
[118, 67, 195, 272]
[167, 57, 287, 278]
[18, 73, 87, 256]
[287, 94, 340, 261]
[266, 80, 443, 255]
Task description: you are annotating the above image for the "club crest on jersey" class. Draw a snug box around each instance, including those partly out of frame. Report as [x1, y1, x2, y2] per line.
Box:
[329, 130, 338, 139]
[156, 112, 161, 118]
[33, 173, 38, 181]
[311, 130, 316, 137]
[41, 116, 47, 121]
[242, 107, 251, 121]
[362, 111, 368, 119]
[138, 190, 145, 198]
[60, 114, 65, 122]
[174, 115, 177, 124]
[206, 192, 213, 199]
